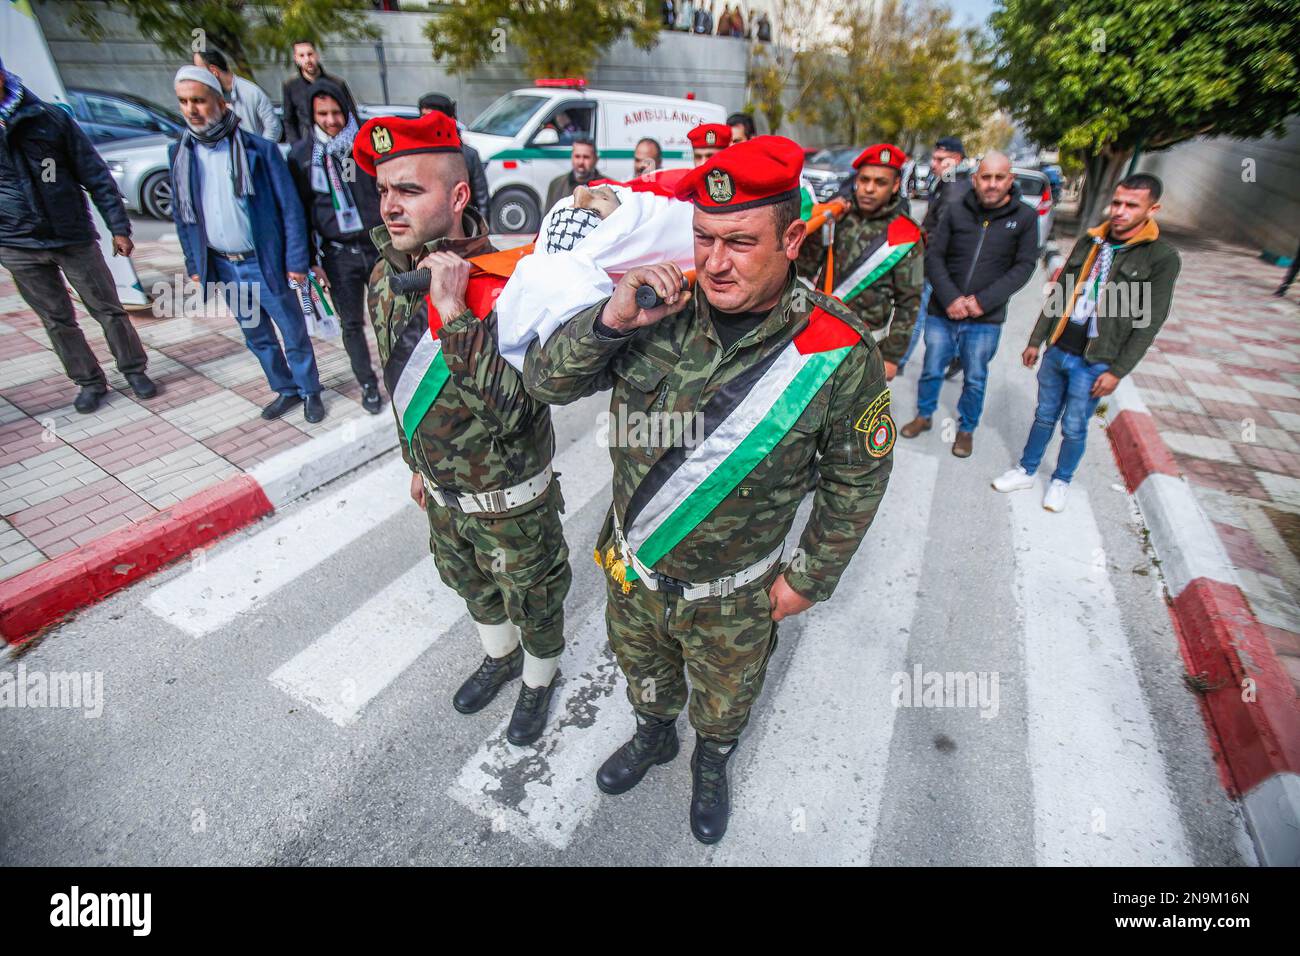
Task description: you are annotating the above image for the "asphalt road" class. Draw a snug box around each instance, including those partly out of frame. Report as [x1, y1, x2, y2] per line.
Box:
[0, 263, 1257, 866]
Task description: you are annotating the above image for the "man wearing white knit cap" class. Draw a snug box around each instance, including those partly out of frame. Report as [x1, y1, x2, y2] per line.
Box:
[169, 65, 325, 423]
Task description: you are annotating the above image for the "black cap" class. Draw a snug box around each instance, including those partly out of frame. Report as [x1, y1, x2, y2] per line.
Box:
[935, 136, 965, 156]
[418, 92, 457, 119]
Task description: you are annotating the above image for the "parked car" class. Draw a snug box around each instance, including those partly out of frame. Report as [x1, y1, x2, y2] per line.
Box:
[801, 145, 859, 203]
[99, 103, 419, 221]
[67, 88, 184, 145]
[908, 159, 931, 198]
[1012, 166, 1055, 251]
[99, 134, 176, 219]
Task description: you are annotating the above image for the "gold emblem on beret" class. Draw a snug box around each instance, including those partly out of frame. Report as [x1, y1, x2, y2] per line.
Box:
[371, 125, 393, 154]
[705, 169, 734, 204]
[705, 130, 716, 146]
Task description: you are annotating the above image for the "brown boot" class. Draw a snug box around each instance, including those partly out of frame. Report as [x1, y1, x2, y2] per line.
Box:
[952, 431, 974, 458]
[900, 416, 931, 439]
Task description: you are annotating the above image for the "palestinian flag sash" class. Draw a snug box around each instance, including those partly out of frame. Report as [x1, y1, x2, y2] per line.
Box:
[619, 306, 860, 580]
[381, 254, 519, 440]
[831, 214, 921, 304]
[384, 302, 450, 442]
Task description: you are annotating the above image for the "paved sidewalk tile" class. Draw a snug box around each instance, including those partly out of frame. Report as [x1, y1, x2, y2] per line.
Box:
[1122, 227, 1300, 696]
[0, 234, 384, 581]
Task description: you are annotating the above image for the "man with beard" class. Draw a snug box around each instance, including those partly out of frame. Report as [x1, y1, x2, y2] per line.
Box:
[899, 151, 1038, 458]
[797, 143, 922, 381]
[282, 40, 357, 144]
[545, 136, 603, 212]
[169, 66, 324, 422]
[288, 80, 382, 413]
[356, 112, 572, 744]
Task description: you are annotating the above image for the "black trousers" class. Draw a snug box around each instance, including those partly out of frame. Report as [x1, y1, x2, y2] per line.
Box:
[320, 237, 378, 388]
[0, 242, 148, 388]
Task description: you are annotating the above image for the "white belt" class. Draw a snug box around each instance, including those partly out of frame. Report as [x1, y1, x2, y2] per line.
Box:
[614, 519, 783, 601]
[871, 326, 888, 343]
[424, 464, 552, 515]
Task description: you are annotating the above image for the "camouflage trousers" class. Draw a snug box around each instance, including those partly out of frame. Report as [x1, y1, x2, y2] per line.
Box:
[424, 482, 571, 659]
[603, 562, 780, 742]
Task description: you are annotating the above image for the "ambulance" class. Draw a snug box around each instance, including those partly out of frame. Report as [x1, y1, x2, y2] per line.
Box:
[461, 79, 727, 233]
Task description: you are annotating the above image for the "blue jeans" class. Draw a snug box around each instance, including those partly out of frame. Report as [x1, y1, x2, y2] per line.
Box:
[899, 280, 930, 369]
[210, 252, 321, 397]
[1018, 346, 1110, 483]
[916, 312, 1002, 432]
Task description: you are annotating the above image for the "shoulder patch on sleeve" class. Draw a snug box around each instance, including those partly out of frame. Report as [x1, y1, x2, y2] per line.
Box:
[854, 388, 895, 458]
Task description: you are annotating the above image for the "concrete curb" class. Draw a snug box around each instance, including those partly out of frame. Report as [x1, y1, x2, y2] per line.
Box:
[0, 413, 398, 645]
[1103, 377, 1300, 866]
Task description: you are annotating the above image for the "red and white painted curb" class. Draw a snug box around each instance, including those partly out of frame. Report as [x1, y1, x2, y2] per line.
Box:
[1104, 377, 1300, 866]
[0, 413, 397, 645]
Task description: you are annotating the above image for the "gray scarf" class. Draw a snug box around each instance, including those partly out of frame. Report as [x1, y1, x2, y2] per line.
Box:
[171, 109, 254, 225]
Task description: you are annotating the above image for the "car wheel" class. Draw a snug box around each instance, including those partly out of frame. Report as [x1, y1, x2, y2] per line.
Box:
[141, 170, 174, 220]
[491, 188, 540, 234]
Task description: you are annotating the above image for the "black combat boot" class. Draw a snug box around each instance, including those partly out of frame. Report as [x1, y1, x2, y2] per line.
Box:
[506, 674, 559, 746]
[452, 645, 523, 714]
[689, 734, 737, 844]
[595, 711, 679, 795]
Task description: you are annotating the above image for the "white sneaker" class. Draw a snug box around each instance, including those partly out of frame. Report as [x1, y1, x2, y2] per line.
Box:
[992, 466, 1035, 493]
[1043, 479, 1070, 512]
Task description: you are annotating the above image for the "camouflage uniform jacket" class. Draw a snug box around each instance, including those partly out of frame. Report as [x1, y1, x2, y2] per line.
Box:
[524, 274, 893, 603]
[797, 192, 923, 365]
[367, 208, 555, 512]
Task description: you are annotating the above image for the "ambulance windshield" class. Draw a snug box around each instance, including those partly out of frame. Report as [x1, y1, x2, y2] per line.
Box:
[468, 93, 549, 137]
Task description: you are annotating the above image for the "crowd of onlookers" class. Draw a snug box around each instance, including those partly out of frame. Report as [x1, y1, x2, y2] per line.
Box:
[661, 2, 773, 41]
[0, 41, 473, 425]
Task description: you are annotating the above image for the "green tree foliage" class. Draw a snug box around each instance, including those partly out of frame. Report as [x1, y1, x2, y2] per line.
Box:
[989, 0, 1300, 223]
[67, 0, 378, 75]
[425, 0, 659, 80]
[794, 0, 992, 150]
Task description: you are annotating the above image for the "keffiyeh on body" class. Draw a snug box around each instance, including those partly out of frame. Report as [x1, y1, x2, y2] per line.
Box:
[496, 184, 696, 372]
[311, 112, 362, 233]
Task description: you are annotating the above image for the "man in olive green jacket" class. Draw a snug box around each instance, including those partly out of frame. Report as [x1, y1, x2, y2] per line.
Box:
[992, 173, 1180, 513]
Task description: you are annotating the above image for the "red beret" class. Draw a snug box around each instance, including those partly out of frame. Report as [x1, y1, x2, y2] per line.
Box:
[353, 111, 462, 177]
[852, 143, 907, 172]
[675, 135, 804, 212]
[688, 123, 732, 150]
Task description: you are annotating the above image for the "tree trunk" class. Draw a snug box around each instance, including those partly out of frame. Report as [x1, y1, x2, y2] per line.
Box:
[1077, 147, 1132, 228]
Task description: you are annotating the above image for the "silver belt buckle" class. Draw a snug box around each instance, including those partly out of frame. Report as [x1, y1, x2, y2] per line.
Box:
[709, 577, 734, 598]
[474, 489, 508, 513]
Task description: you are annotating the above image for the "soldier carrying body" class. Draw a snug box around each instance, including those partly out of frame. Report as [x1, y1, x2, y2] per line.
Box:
[355, 111, 572, 746]
[798, 143, 923, 381]
[523, 137, 895, 843]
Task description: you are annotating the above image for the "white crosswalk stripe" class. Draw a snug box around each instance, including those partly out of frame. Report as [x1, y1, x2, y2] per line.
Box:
[1010, 486, 1192, 864]
[711, 445, 938, 865]
[268, 559, 461, 726]
[144, 457, 413, 637]
[267, 425, 609, 725]
[447, 599, 629, 849]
